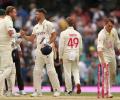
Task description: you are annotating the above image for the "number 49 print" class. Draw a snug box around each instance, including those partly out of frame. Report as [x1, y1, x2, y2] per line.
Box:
[68, 38, 79, 48]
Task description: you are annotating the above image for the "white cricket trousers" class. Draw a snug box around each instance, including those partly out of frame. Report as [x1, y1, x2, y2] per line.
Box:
[102, 56, 116, 94]
[63, 59, 80, 92]
[33, 49, 60, 92]
[0, 46, 16, 96]
[0, 67, 16, 95]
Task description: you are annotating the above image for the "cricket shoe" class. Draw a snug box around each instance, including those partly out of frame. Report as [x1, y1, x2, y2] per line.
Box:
[0, 88, 4, 97]
[53, 91, 61, 97]
[65, 91, 72, 96]
[19, 90, 27, 95]
[0, 94, 5, 97]
[76, 84, 81, 94]
[30, 92, 42, 97]
[105, 93, 113, 98]
[6, 92, 20, 97]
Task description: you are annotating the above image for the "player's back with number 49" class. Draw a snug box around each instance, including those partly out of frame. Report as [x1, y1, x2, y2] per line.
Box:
[59, 25, 83, 62]
[59, 17, 82, 94]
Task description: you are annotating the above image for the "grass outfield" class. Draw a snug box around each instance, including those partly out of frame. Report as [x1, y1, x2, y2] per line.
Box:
[0, 93, 120, 100]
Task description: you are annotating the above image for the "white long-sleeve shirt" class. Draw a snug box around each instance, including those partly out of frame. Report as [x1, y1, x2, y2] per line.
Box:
[32, 19, 55, 49]
[0, 16, 16, 69]
[0, 16, 13, 47]
[0, 15, 21, 52]
[97, 27, 120, 58]
[59, 27, 83, 61]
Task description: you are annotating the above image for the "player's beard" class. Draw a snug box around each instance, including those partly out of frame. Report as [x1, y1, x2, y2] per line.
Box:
[35, 17, 40, 22]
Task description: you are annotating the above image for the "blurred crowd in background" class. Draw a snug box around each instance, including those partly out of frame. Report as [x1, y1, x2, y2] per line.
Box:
[1, 0, 120, 86]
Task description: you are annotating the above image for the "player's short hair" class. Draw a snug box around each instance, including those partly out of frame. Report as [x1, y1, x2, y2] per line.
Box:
[104, 18, 114, 25]
[36, 8, 47, 15]
[5, 6, 16, 15]
[0, 9, 5, 16]
[66, 17, 74, 26]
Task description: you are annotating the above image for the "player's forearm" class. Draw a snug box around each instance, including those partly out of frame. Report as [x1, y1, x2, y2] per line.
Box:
[79, 38, 83, 55]
[59, 53, 63, 60]
[59, 33, 64, 59]
[114, 30, 120, 49]
[8, 28, 18, 38]
[115, 39, 120, 50]
[49, 37, 55, 44]
[59, 45, 63, 59]
[49, 32, 57, 44]
[8, 30, 14, 37]
[22, 35, 34, 42]
[79, 47, 83, 56]
[20, 30, 35, 42]
[79, 43, 83, 55]
[97, 51, 105, 63]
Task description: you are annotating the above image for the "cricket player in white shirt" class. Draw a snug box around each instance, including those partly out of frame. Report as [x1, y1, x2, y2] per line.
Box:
[97, 18, 120, 98]
[0, 6, 20, 96]
[59, 17, 82, 95]
[20, 8, 60, 97]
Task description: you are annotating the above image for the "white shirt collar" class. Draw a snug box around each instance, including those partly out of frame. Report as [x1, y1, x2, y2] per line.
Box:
[68, 26, 74, 29]
[39, 19, 47, 25]
[104, 27, 112, 35]
[5, 15, 12, 21]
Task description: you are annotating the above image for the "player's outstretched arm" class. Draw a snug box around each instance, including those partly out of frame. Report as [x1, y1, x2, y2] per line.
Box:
[114, 29, 120, 51]
[20, 30, 36, 42]
[97, 51, 105, 64]
[79, 35, 83, 56]
[59, 32, 64, 61]
[97, 32, 106, 64]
